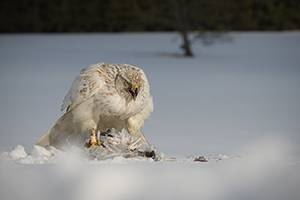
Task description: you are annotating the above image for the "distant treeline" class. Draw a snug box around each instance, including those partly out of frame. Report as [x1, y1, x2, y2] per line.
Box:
[1, 0, 299, 32]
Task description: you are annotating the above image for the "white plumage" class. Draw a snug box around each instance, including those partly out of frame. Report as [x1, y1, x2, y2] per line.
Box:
[37, 62, 153, 150]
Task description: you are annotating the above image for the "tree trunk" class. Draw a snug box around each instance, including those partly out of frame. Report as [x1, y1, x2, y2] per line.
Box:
[180, 30, 193, 57]
[171, 0, 194, 57]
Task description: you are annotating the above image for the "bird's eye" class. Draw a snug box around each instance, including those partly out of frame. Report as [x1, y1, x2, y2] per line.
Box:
[124, 80, 129, 85]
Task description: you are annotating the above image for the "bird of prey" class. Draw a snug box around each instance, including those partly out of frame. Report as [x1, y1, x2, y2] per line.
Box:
[37, 62, 153, 150]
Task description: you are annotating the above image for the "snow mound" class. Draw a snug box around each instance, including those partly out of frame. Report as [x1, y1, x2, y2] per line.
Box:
[8, 145, 27, 160]
[0, 144, 65, 164]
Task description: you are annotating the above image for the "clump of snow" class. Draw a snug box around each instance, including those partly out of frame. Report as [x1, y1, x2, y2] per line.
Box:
[0, 145, 67, 164]
[31, 145, 52, 157]
[8, 145, 27, 160]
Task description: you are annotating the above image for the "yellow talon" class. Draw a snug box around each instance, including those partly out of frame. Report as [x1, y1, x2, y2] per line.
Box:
[86, 143, 96, 151]
[85, 129, 101, 151]
[86, 141, 101, 151]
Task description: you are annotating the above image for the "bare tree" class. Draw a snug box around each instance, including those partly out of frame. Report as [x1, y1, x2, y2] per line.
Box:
[170, 0, 229, 57]
[171, 0, 194, 56]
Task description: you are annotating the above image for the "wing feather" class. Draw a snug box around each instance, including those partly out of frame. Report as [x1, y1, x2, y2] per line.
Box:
[61, 65, 103, 112]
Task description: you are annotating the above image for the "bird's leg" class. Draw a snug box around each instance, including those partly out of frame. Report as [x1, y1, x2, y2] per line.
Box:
[90, 129, 97, 143]
[86, 129, 101, 151]
[136, 130, 157, 159]
[136, 130, 150, 147]
[126, 118, 150, 147]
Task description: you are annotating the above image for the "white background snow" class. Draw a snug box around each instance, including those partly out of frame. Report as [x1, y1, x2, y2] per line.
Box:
[1, 32, 300, 200]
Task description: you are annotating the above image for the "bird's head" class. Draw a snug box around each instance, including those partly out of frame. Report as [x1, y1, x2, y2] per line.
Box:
[115, 70, 143, 101]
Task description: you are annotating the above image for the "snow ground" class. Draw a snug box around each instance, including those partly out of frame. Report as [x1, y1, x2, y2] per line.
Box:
[1, 32, 300, 200]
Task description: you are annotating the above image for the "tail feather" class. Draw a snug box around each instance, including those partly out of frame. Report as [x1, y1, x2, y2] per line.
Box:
[36, 130, 51, 147]
[36, 112, 86, 150]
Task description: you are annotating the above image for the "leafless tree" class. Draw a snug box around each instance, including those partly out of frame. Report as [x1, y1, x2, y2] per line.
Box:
[170, 0, 230, 57]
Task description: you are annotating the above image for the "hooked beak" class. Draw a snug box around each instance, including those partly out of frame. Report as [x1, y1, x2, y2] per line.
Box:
[128, 85, 139, 101]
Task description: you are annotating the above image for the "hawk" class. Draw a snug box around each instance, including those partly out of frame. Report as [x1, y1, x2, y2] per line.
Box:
[37, 62, 153, 150]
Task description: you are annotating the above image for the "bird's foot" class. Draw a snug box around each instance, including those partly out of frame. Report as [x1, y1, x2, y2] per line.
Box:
[85, 129, 101, 151]
[85, 141, 101, 151]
